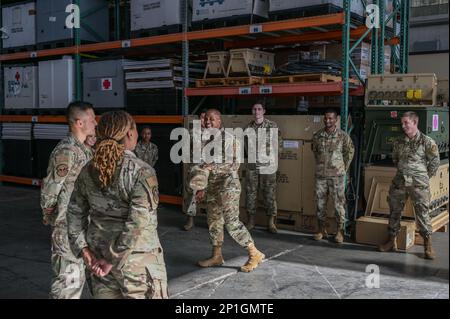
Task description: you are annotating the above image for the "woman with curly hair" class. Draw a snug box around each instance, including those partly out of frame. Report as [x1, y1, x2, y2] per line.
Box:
[67, 110, 168, 299]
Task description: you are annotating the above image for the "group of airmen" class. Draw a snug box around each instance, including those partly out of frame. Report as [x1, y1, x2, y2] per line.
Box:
[40, 100, 440, 299]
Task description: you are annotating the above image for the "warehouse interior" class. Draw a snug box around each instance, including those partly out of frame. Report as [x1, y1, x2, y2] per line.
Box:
[0, 0, 448, 299]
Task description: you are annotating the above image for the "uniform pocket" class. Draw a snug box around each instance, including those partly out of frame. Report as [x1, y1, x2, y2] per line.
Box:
[145, 256, 168, 299]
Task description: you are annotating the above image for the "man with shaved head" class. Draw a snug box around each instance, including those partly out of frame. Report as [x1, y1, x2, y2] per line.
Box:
[190, 109, 265, 273]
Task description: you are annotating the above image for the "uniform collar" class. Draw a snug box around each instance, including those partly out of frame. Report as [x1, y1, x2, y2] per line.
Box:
[404, 131, 421, 142]
[69, 133, 87, 149]
[320, 127, 339, 137]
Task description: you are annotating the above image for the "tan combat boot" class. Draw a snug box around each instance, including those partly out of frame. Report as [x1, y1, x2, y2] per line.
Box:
[313, 222, 328, 241]
[334, 226, 344, 244]
[378, 234, 398, 252]
[246, 214, 255, 230]
[267, 216, 278, 234]
[240, 243, 265, 273]
[183, 216, 194, 231]
[198, 246, 225, 267]
[424, 236, 436, 260]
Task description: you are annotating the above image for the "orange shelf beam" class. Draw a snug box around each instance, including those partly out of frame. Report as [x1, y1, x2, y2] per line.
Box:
[186, 82, 364, 97]
[0, 13, 344, 62]
[0, 175, 182, 205]
[0, 115, 184, 124]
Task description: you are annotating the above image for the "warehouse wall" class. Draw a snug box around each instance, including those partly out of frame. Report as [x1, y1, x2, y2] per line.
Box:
[409, 52, 449, 79]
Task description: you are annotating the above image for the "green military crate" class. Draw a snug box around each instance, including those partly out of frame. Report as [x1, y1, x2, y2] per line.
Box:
[364, 107, 449, 163]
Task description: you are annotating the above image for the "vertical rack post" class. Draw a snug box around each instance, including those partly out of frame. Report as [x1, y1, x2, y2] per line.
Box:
[115, 0, 121, 40]
[400, 0, 409, 73]
[371, 0, 380, 74]
[74, 0, 82, 101]
[341, 0, 351, 133]
[181, 0, 189, 115]
[0, 0, 3, 179]
[377, 0, 386, 74]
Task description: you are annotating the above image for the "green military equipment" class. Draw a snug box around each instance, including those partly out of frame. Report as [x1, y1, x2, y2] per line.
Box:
[364, 106, 449, 163]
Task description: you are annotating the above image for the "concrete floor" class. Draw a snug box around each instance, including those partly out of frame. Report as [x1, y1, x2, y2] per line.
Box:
[0, 185, 448, 299]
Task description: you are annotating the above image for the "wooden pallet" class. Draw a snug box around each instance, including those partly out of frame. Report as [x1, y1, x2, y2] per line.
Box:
[263, 73, 343, 84]
[195, 76, 263, 87]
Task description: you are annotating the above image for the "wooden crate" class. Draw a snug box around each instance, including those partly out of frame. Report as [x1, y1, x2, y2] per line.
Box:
[227, 49, 275, 77]
[204, 51, 230, 78]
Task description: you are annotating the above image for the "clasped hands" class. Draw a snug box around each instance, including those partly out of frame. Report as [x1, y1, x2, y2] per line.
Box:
[81, 247, 113, 277]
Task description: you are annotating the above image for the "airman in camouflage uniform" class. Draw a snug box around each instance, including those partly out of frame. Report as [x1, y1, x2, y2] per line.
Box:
[245, 102, 282, 233]
[312, 109, 354, 243]
[67, 111, 168, 299]
[183, 111, 207, 230]
[192, 109, 265, 273]
[134, 127, 158, 167]
[40, 102, 97, 299]
[379, 111, 440, 259]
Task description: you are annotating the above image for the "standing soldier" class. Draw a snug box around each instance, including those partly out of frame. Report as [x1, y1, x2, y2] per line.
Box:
[40, 101, 97, 299]
[135, 126, 158, 167]
[379, 111, 440, 259]
[245, 102, 281, 233]
[67, 111, 168, 298]
[193, 109, 265, 272]
[312, 109, 354, 244]
[183, 110, 207, 231]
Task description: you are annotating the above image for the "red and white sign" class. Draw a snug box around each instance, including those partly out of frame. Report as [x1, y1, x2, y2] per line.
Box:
[390, 111, 398, 118]
[101, 78, 112, 91]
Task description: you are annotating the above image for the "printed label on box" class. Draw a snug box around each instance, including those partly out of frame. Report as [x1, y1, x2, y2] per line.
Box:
[283, 140, 300, 149]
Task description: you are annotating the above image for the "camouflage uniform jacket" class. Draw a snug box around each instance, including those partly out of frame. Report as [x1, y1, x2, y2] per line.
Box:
[245, 118, 282, 169]
[392, 131, 440, 187]
[40, 134, 92, 228]
[201, 128, 240, 181]
[67, 150, 162, 270]
[312, 127, 355, 178]
[135, 141, 158, 167]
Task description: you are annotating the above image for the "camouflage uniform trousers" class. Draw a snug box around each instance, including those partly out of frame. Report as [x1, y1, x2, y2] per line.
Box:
[50, 226, 86, 299]
[246, 168, 277, 217]
[206, 175, 254, 248]
[315, 176, 346, 228]
[387, 175, 432, 237]
[88, 249, 168, 299]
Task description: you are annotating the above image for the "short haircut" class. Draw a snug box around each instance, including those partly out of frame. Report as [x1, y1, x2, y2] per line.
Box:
[402, 111, 419, 123]
[141, 126, 151, 133]
[253, 99, 266, 110]
[66, 101, 94, 125]
[206, 108, 221, 117]
[324, 108, 338, 117]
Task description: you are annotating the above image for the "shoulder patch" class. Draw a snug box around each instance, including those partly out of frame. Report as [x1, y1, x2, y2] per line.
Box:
[144, 175, 159, 209]
[56, 164, 69, 177]
[145, 176, 158, 188]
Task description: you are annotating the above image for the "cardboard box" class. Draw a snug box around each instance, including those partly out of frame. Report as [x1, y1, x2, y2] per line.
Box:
[276, 140, 302, 211]
[356, 216, 416, 250]
[364, 163, 449, 218]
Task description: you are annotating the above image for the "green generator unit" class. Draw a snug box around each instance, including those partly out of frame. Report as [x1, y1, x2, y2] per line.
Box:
[364, 107, 449, 163]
